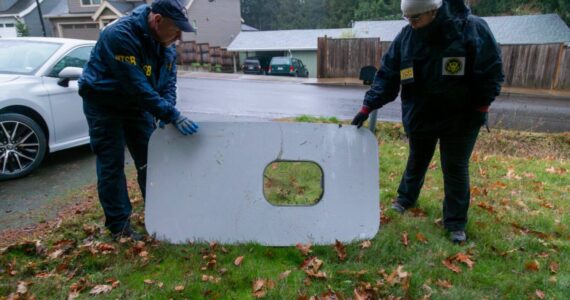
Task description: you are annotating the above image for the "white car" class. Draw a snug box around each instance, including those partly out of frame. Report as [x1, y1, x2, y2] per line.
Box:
[0, 37, 95, 180]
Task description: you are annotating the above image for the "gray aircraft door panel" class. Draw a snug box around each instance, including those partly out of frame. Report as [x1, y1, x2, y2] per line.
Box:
[145, 122, 380, 246]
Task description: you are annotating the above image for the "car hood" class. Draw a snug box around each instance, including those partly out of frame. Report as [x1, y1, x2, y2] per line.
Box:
[0, 74, 21, 84]
[0, 74, 43, 101]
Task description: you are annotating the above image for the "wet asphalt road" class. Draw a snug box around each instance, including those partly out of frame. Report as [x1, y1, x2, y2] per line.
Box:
[1, 76, 568, 231]
[175, 77, 570, 133]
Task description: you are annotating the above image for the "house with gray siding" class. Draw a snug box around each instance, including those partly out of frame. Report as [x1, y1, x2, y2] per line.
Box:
[44, 0, 149, 40]
[182, 0, 241, 47]
[2, 0, 240, 46]
[0, 0, 61, 38]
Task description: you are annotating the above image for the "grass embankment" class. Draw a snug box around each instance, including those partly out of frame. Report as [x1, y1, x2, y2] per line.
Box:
[1, 117, 569, 299]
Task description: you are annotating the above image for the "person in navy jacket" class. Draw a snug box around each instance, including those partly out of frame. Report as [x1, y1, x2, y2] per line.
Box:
[78, 0, 198, 241]
[352, 0, 504, 243]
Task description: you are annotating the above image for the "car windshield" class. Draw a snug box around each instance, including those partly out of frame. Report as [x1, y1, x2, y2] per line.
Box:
[271, 57, 290, 65]
[245, 59, 260, 64]
[0, 40, 62, 75]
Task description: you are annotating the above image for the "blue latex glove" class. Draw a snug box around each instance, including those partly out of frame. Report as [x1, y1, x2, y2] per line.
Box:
[173, 114, 199, 135]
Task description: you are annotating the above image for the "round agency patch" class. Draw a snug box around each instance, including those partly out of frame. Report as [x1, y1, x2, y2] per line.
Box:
[442, 57, 465, 76]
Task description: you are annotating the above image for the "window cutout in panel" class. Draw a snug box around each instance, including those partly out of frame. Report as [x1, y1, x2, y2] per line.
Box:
[263, 161, 323, 206]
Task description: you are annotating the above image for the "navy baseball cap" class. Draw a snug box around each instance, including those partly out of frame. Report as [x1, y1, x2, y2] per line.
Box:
[151, 0, 195, 32]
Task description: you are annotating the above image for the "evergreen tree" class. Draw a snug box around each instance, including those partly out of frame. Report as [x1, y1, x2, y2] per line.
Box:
[15, 19, 29, 37]
[240, 0, 569, 31]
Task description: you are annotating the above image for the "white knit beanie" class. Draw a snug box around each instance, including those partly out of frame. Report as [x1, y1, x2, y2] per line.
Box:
[401, 0, 443, 15]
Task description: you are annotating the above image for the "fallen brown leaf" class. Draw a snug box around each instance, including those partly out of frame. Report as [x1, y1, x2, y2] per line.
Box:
[252, 279, 275, 298]
[234, 256, 244, 266]
[401, 232, 409, 247]
[174, 285, 185, 291]
[97, 243, 116, 253]
[453, 253, 475, 269]
[300, 257, 327, 279]
[535, 289, 545, 299]
[409, 208, 427, 217]
[106, 278, 120, 289]
[549, 262, 559, 274]
[477, 201, 495, 213]
[89, 285, 113, 295]
[416, 233, 428, 244]
[384, 265, 410, 286]
[442, 259, 461, 273]
[489, 181, 508, 189]
[525, 260, 540, 272]
[505, 168, 522, 180]
[360, 240, 372, 249]
[436, 279, 452, 289]
[16, 281, 30, 295]
[353, 281, 378, 299]
[279, 270, 292, 280]
[201, 275, 221, 283]
[296, 243, 312, 256]
[335, 240, 347, 261]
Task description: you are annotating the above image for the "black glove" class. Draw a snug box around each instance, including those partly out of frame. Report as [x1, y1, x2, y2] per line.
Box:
[351, 106, 371, 128]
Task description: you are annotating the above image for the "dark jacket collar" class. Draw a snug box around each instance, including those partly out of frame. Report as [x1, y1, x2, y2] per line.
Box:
[132, 5, 163, 52]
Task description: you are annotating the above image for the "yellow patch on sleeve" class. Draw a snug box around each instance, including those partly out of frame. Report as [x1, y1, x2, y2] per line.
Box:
[114, 55, 137, 66]
[400, 67, 414, 81]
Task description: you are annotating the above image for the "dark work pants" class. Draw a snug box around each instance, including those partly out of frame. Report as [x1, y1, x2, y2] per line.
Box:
[396, 127, 480, 231]
[83, 100, 155, 233]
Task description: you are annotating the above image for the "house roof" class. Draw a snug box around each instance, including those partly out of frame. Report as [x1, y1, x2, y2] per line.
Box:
[0, 0, 36, 17]
[229, 14, 570, 52]
[354, 14, 570, 45]
[228, 28, 349, 51]
[45, 0, 145, 19]
[483, 14, 570, 44]
[107, 0, 142, 14]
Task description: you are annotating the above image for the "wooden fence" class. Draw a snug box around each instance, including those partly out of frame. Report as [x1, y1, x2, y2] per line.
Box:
[553, 45, 570, 90]
[501, 43, 570, 90]
[318, 38, 570, 90]
[317, 37, 383, 78]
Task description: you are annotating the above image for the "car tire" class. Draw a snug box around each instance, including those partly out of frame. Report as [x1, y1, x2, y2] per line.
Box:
[0, 113, 47, 180]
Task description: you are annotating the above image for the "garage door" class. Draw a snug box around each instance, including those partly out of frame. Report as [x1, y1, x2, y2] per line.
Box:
[60, 23, 99, 40]
[0, 23, 17, 38]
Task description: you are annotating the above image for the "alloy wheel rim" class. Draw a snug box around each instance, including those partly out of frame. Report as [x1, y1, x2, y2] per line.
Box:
[0, 121, 41, 175]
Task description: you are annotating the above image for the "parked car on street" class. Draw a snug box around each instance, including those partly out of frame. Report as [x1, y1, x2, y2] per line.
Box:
[267, 56, 309, 77]
[0, 37, 95, 180]
[241, 56, 269, 75]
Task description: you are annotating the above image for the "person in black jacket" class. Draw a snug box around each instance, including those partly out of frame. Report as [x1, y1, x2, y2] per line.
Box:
[352, 0, 504, 243]
[79, 0, 198, 241]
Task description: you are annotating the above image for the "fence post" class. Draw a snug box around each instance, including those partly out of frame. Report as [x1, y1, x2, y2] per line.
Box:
[552, 43, 565, 90]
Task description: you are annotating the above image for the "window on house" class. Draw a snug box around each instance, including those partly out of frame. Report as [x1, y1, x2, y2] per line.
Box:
[5, 23, 15, 28]
[0, 24, 4, 28]
[81, 0, 101, 6]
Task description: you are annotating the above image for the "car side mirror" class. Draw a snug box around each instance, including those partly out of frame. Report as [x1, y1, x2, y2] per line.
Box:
[57, 67, 83, 87]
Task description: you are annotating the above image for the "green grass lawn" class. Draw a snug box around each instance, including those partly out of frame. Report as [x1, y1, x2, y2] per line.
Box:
[1, 117, 569, 299]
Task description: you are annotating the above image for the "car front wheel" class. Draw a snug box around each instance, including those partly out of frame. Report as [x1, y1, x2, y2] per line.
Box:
[0, 113, 47, 180]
